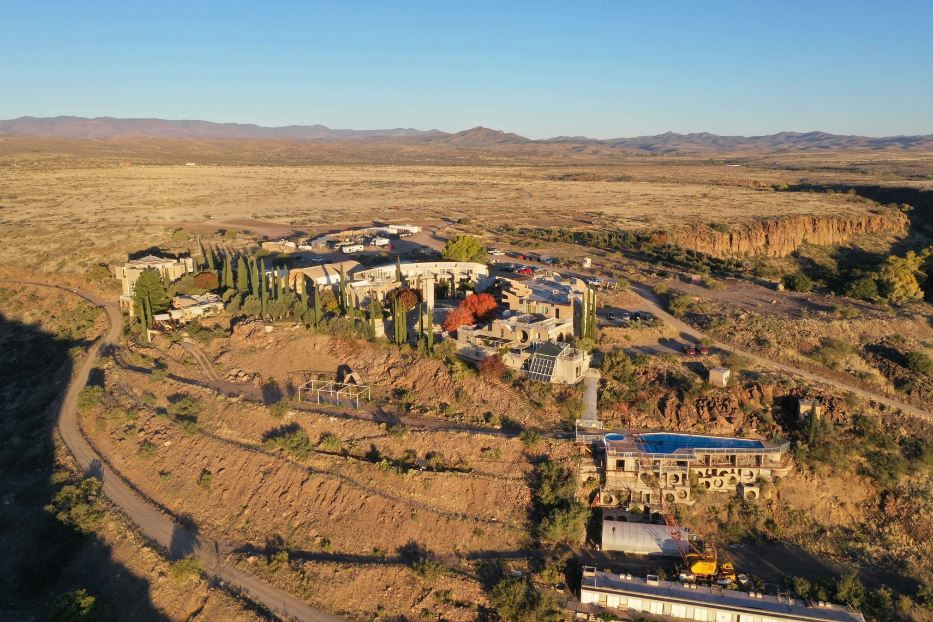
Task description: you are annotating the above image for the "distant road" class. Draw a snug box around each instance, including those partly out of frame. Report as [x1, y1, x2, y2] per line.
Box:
[488, 257, 930, 421]
[623, 280, 931, 421]
[8, 280, 344, 622]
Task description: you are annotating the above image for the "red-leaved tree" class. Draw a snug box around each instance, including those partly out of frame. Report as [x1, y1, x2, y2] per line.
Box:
[479, 354, 507, 379]
[443, 307, 475, 333]
[461, 293, 497, 321]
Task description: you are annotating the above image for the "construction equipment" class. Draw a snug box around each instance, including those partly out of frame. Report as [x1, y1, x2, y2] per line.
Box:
[630, 431, 737, 585]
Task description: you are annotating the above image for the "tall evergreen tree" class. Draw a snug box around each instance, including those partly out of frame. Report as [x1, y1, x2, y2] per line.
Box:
[250, 257, 259, 297]
[259, 258, 268, 316]
[236, 255, 249, 292]
[297, 276, 307, 311]
[425, 303, 434, 351]
[313, 285, 322, 327]
[207, 246, 216, 272]
[396, 256, 403, 283]
[272, 266, 279, 300]
[338, 264, 348, 315]
[283, 267, 291, 294]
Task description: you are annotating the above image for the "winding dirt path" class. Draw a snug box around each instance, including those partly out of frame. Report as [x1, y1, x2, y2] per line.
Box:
[9, 281, 344, 622]
[625, 281, 931, 421]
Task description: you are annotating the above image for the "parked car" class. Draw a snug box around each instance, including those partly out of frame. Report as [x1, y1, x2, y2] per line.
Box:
[516, 267, 534, 276]
[489, 248, 505, 256]
[697, 345, 710, 355]
[607, 312, 616, 321]
[682, 345, 698, 356]
[620, 312, 631, 322]
[586, 277, 602, 286]
[307, 256, 327, 265]
[342, 244, 365, 254]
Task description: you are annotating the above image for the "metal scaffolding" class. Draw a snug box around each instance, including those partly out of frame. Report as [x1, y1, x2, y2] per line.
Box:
[297, 378, 371, 409]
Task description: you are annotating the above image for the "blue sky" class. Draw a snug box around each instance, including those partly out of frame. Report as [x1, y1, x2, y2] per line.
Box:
[2, 1, 931, 138]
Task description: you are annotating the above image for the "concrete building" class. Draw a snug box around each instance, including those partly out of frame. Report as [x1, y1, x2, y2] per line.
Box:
[797, 398, 823, 422]
[115, 254, 195, 311]
[499, 275, 588, 331]
[708, 367, 731, 387]
[290, 260, 361, 288]
[456, 326, 591, 384]
[578, 567, 865, 622]
[600, 514, 692, 556]
[261, 239, 298, 254]
[597, 432, 790, 508]
[153, 293, 225, 325]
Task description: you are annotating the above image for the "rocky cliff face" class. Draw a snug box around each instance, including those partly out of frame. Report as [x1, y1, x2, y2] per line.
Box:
[673, 210, 908, 258]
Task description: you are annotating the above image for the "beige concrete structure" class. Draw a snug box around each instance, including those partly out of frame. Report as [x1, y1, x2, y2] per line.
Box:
[290, 260, 361, 288]
[499, 275, 587, 329]
[708, 367, 731, 387]
[456, 322, 591, 384]
[153, 293, 224, 325]
[261, 239, 298, 254]
[116, 254, 195, 297]
[597, 432, 790, 508]
[116, 254, 195, 313]
[797, 398, 823, 422]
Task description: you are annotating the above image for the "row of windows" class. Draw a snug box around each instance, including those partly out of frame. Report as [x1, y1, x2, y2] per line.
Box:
[583, 590, 797, 622]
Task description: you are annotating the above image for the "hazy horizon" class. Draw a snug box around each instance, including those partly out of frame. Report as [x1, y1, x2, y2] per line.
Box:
[2, 2, 932, 139]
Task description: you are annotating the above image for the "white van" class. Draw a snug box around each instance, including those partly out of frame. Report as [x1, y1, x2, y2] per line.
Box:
[342, 244, 365, 254]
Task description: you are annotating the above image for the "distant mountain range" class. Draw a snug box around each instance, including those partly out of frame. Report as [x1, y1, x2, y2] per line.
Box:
[1, 116, 931, 153]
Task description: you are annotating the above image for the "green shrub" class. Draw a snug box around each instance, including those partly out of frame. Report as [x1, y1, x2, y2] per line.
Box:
[905, 351, 932, 375]
[782, 272, 814, 292]
[48, 588, 110, 622]
[44, 478, 104, 534]
[520, 429, 542, 447]
[76, 386, 104, 412]
[169, 556, 203, 582]
[262, 423, 313, 460]
[810, 338, 854, 370]
[318, 433, 343, 452]
[538, 502, 590, 544]
[489, 576, 562, 622]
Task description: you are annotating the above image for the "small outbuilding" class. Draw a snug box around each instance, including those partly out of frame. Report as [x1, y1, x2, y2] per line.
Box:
[707, 367, 731, 387]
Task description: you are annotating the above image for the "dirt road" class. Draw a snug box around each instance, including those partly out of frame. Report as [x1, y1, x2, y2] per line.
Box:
[624, 281, 931, 421]
[9, 281, 344, 622]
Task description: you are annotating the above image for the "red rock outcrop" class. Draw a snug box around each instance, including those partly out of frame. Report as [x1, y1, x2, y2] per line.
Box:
[673, 210, 908, 257]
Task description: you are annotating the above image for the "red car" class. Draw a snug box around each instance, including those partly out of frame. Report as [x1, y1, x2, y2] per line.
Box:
[682, 345, 698, 355]
[516, 267, 534, 276]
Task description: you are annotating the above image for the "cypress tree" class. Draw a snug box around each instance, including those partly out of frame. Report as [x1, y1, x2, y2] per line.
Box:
[338, 264, 348, 315]
[425, 304, 434, 351]
[298, 276, 307, 311]
[250, 257, 259, 297]
[236, 255, 248, 292]
[396, 256, 403, 283]
[313, 285, 322, 327]
[207, 246, 216, 272]
[272, 266, 279, 300]
[259, 258, 267, 316]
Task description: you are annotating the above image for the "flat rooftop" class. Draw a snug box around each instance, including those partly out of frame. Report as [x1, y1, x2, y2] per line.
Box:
[581, 569, 864, 622]
[604, 432, 785, 457]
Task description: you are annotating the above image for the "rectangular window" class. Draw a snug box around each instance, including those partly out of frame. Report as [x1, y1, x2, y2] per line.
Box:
[671, 604, 687, 618]
[628, 598, 642, 611]
[693, 607, 709, 620]
[715, 612, 733, 622]
[649, 601, 663, 614]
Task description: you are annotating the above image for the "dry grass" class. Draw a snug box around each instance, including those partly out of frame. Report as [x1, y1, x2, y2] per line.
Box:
[0, 158, 898, 273]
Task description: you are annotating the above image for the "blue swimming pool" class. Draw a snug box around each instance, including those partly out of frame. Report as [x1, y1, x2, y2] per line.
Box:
[605, 432, 765, 454]
[640, 433, 764, 453]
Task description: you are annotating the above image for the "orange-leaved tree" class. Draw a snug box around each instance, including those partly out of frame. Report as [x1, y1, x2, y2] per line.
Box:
[461, 293, 497, 321]
[443, 307, 475, 332]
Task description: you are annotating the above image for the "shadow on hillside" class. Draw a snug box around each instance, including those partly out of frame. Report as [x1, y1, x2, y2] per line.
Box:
[0, 312, 168, 620]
